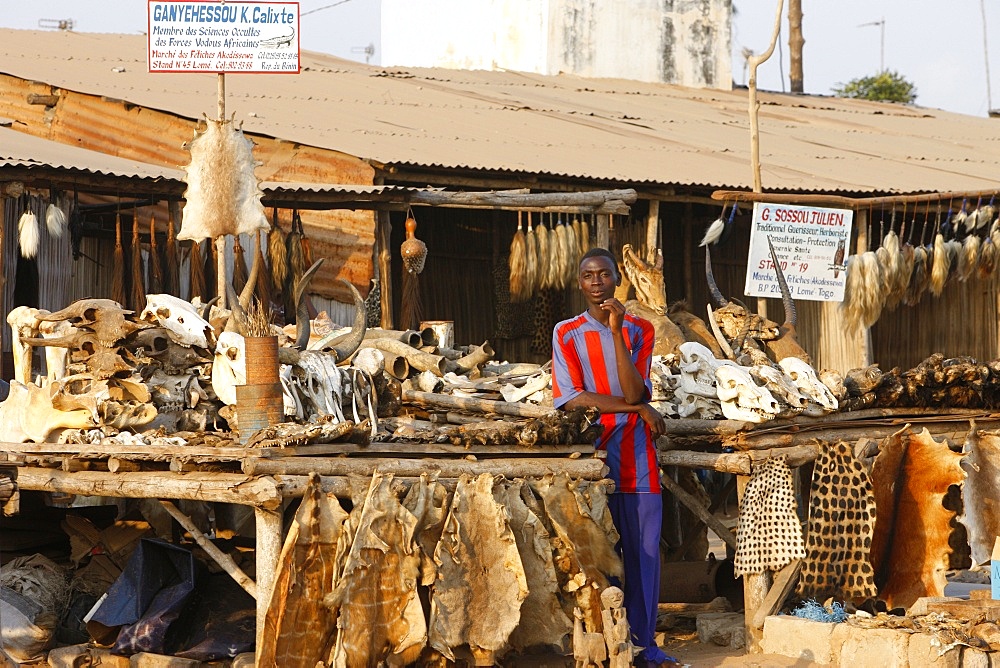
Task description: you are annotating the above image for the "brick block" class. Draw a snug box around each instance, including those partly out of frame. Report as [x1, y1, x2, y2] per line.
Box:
[130, 654, 202, 668]
[48, 645, 130, 668]
[908, 632, 962, 668]
[963, 648, 991, 668]
[836, 626, 909, 668]
[760, 615, 836, 665]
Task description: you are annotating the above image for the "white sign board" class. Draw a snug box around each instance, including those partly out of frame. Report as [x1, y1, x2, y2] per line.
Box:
[148, 1, 300, 73]
[744, 202, 853, 302]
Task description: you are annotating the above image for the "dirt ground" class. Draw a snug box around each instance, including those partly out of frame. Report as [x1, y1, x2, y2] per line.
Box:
[661, 631, 824, 667]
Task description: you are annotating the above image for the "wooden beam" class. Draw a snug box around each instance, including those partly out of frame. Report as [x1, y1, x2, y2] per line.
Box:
[401, 389, 555, 418]
[244, 455, 606, 480]
[659, 471, 737, 550]
[409, 188, 637, 208]
[658, 444, 822, 475]
[752, 559, 803, 630]
[596, 213, 610, 249]
[645, 199, 660, 263]
[713, 187, 1000, 210]
[255, 507, 283, 655]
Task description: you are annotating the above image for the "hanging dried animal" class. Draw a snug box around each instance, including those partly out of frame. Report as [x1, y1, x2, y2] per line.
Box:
[508, 211, 528, 302]
[129, 210, 146, 313]
[700, 202, 735, 247]
[523, 213, 538, 298]
[177, 114, 268, 242]
[18, 196, 39, 259]
[958, 430, 1000, 567]
[45, 190, 66, 239]
[734, 455, 805, 576]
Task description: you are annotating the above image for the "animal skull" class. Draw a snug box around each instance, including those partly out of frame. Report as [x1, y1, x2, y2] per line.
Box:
[7, 306, 48, 384]
[674, 389, 723, 419]
[140, 294, 214, 349]
[750, 364, 808, 418]
[715, 365, 780, 423]
[678, 342, 735, 398]
[0, 380, 94, 442]
[38, 299, 140, 347]
[39, 319, 75, 381]
[212, 331, 247, 406]
[148, 369, 207, 411]
[779, 357, 839, 416]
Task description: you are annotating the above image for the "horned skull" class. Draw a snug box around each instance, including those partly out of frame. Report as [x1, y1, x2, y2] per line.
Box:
[212, 331, 247, 406]
[38, 299, 140, 347]
[779, 357, 839, 416]
[750, 364, 808, 418]
[140, 294, 214, 349]
[715, 365, 780, 423]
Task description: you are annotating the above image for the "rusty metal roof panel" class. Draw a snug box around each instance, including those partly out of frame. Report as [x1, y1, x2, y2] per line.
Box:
[1, 29, 999, 194]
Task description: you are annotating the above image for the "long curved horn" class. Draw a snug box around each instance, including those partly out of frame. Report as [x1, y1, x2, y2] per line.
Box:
[767, 236, 796, 328]
[705, 246, 728, 308]
[293, 259, 324, 349]
[237, 232, 262, 310]
[224, 282, 249, 336]
[330, 279, 368, 363]
[705, 304, 735, 360]
[198, 295, 220, 322]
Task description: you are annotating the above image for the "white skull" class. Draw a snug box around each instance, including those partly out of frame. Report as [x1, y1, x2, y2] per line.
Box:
[211, 331, 246, 406]
[650, 355, 679, 403]
[148, 369, 207, 411]
[140, 294, 214, 349]
[674, 388, 723, 419]
[715, 365, 780, 423]
[779, 357, 839, 416]
[750, 364, 808, 418]
[678, 341, 735, 398]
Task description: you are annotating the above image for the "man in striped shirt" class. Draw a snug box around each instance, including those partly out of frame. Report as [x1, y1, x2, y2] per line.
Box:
[552, 248, 679, 668]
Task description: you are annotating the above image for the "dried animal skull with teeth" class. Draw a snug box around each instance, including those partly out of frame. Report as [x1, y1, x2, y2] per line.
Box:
[779, 357, 839, 416]
[715, 364, 780, 423]
[674, 389, 722, 419]
[750, 364, 808, 418]
[212, 331, 247, 406]
[678, 341, 735, 398]
[140, 294, 214, 349]
[38, 299, 140, 347]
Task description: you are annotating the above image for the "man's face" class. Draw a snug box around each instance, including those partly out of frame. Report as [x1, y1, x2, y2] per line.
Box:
[579, 255, 619, 305]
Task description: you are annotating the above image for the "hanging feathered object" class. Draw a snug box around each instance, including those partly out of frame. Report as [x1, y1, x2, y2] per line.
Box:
[535, 215, 551, 289]
[400, 213, 428, 330]
[148, 214, 163, 294]
[189, 239, 206, 302]
[508, 211, 527, 302]
[112, 213, 126, 307]
[553, 217, 570, 289]
[177, 114, 268, 243]
[700, 202, 736, 247]
[130, 209, 146, 312]
[564, 215, 579, 286]
[958, 234, 980, 282]
[881, 228, 905, 309]
[930, 230, 949, 296]
[903, 245, 929, 306]
[523, 212, 537, 299]
[268, 208, 289, 293]
[165, 208, 179, 296]
[980, 220, 999, 280]
[45, 191, 66, 239]
[233, 236, 250, 295]
[18, 196, 39, 259]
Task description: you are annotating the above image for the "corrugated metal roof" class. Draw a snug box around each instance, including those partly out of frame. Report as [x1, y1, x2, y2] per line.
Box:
[0, 29, 999, 194]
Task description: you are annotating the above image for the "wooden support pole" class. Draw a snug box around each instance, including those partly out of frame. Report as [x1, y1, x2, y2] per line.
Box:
[159, 500, 258, 599]
[245, 455, 606, 480]
[645, 199, 660, 263]
[15, 468, 283, 509]
[401, 389, 555, 418]
[752, 559, 802, 630]
[376, 209, 393, 329]
[659, 472, 736, 550]
[215, 235, 227, 308]
[596, 213, 610, 249]
[255, 507, 283, 658]
[737, 474, 771, 653]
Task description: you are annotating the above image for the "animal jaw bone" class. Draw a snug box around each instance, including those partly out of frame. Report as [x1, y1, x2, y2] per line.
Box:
[7, 305, 49, 384]
[0, 380, 94, 442]
[779, 357, 838, 416]
[715, 365, 780, 423]
[140, 294, 214, 349]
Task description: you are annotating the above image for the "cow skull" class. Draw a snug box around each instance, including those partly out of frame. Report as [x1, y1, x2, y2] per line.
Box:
[715, 365, 780, 423]
[38, 299, 140, 347]
[779, 357, 839, 416]
[750, 364, 808, 418]
[212, 331, 246, 406]
[140, 294, 214, 349]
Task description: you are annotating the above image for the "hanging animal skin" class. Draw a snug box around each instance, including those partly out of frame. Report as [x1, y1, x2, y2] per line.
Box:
[178, 114, 268, 241]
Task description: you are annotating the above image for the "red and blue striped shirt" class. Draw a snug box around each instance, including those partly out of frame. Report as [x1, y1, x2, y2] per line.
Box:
[551, 311, 660, 494]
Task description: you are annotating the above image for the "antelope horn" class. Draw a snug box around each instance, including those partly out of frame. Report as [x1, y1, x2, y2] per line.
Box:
[706, 303, 735, 360]
[224, 282, 249, 336]
[329, 279, 368, 363]
[238, 234, 261, 310]
[199, 295, 220, 322]
[705, 245, 728, 308]
[767, 236, 796, 328]
[293, 259, 324, 349]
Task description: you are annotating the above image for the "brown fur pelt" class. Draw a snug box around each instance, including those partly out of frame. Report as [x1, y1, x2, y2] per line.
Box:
[535, 220, 551, 289]
[129, 210, 146, 312]
[870, 428, 965, 609]
[958, 431, 1000, 566]
[164, 209, 179, 296]
[903, 246, 929, 306]
[667, 300, 725, 358]
[268, 210, 289, 293]
[147, 215, 163, 294]
[508, 215, 527, 303]
[112, 213, 126, 307]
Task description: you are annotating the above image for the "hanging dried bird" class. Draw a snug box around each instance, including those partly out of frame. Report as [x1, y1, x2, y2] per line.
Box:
[400, 214, 428, 330]
[535, 214, 551, 289]
[45, 191, 66, 239]
[18, 196, 39, 259]
[189, 239, 206, 302]
[524, 212, 537, 298]
[130, 209, 146, 312]
[112, 212, 126, 307]
[164, 208, 179, 296]
[268, 208, 289, 293]
[508, 211, 527, 302]
[700, 202, 736, 247]
[554, 217, 570, 289]
[233, 235, 250, 295]
[148, 214, 163, 294]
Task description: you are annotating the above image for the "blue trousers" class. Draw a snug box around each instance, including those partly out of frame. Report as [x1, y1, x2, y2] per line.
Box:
[608, 492, 669, 664]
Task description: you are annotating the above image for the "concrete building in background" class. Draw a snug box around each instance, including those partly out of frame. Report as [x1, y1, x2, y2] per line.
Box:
[379, 0, 732, 89]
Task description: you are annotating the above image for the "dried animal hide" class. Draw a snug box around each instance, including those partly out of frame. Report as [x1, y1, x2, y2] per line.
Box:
[401, 473, 451, 587]
[734, 456, 805, 576]
[624, 300, 685, 357]
[428, 473, 528, 663]
[870, 428, 965, 609]
[532, 474, 622, 635]
[797, 442, 877, 603]
[958, 430, 1000, 567]
[258, 474, 349, 667]
[329, 472, 426, 667]
[178, 115, 268, 242]
[502, 480, 572, 653]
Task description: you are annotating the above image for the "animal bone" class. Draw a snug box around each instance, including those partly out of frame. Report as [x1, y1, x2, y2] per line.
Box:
[140, 294, 214, 349]
[38, 319, 75, 381]
[779, 357, 838, 416]
[38, 298, 141, 347]
[678, 341, 734, 398]
[126, 327, 212, 374]
[674, 390, 723, 419]
[750, 363, 808, 418]
[0, 380, 93, 442]
[147, 369, 206, 411]
[211, 331, 246, 406]
[715, 364, 780, 423]
[7, 305, 48, 384]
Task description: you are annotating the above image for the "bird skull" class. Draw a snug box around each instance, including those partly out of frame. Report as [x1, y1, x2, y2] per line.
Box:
[212, 331, 246, 406]
[715, 365, 780, 423]
[140, 294, 214, 349]
[779, 357, 839, 416]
